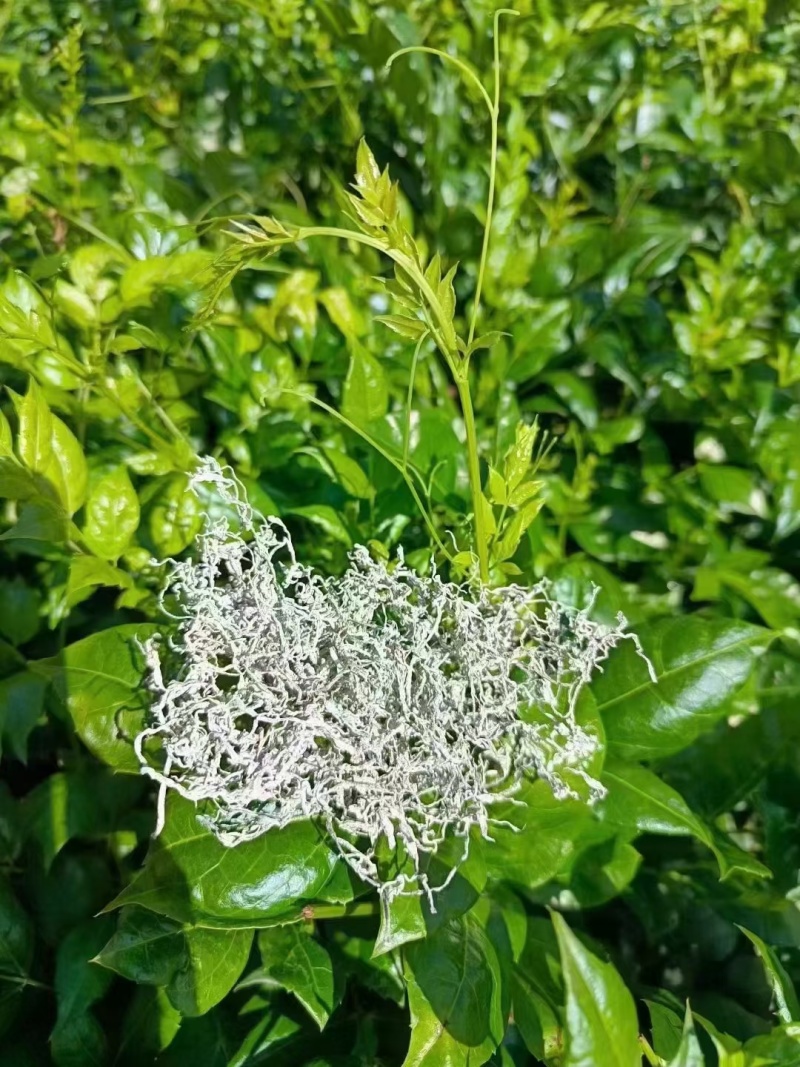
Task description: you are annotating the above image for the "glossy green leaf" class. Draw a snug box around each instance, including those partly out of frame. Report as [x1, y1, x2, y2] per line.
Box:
[146, 473, 201, 558]
[44, 416, 88, 515]
[552, 911, 641, 1067]
[404, 916, 505, 1067]
[646, 1000, 684, 1062]
[14, 379, 52, 474]
[289, 504, 352, 547]
[594, 617, 772, 760]
[82, 466, 140, 560]
[109, 794, 349, 928]
[96, 907, 252, 1016]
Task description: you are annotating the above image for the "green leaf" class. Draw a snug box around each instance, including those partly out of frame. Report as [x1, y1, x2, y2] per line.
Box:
[403, 916, 505, 1067]
[0, 497, 68, 543]
[646, 1000, 684, 1061]
[668, 1007, 705, 1067]
[289, 504, 352, 547]
[66, 555, 132, 608]
[552, 911, 641, 1067]
[82, 466, 140, 560]
[253, 925, 337, 1029]
[14, 378, 52, 474]
[117, 986, 182, 1066]
[145, 473, 201, 558]
[355, 138, 381, 190]
[0, 411, 12, 456]
[317, 447, 373, 499]
[96, 907, 252, 1017]
[594, 617, 772, 760]
[23, 769, 144, 871]
[511, 918, 564, 1062]
[0, 876, 34, 980]
[342, 345, 388, 425]
[108, 794, 350, 928]
[738, 926, 800, 1023]
[487, 466, 507, 506]
[494, 498, 543, 561]
[51, 917, 115, 1067]
[32, 623, 159, 772]
[601, 762, 770, 881]
[0, 578, 40, 645]
[485, 779, 607, 890]
[503, 422, 540, 493]
[0, 671, 47, 763]
[377, 314, 428, 341]
[44, 416, 88, 515]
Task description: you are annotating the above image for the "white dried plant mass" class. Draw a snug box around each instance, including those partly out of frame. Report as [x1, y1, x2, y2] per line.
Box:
[137, 458, 652, 902]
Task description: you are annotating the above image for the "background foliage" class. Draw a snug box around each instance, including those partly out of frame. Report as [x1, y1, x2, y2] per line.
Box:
[0, 0, 799, 1064]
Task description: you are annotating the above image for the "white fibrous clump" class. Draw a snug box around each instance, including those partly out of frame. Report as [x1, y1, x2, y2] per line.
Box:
[136, 458, 654, 904]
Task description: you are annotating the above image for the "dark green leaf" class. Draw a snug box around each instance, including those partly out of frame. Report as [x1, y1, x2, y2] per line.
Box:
[108, 794, 350, 928]
[253, 925, 337, 1028]
[96, 907, 252, 1016]
[404, 916, 505, 1066]
[32, 623, 159, 772]
[594, 617, 772, 760]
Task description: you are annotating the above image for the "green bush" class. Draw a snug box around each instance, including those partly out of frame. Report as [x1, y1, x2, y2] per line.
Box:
[0, 2, 799, 1064]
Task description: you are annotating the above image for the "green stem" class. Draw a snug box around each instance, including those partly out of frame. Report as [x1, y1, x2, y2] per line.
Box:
[467, 8, 518, 348]
[306, 900, 378, 920]
[403, 332, 427, 470]
[456, 373, 489, 582]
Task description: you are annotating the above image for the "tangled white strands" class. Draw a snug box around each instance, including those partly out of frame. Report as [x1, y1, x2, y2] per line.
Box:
[136, 458, 655, 906]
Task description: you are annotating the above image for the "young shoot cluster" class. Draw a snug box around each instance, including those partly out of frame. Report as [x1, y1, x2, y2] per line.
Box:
[137, 459, 653, 904]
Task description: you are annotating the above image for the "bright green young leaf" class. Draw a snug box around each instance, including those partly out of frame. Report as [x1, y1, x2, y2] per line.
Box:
[252, 925, 338, 1029]
[552, 911, 641, 1067]
[404, 916, 505, 1067]
[96, 907, 252, 1017]
[342, 345, 388, 425]
[145, 473, 201, 558]
[44, 416, 88, 515]
[594, 617, 772, 760]
[66, 555, 132, 608]
[13, 379, 52, 474]
[668, 1007, 705, 1067]
[82, 466, 141, 560]
[108, 793, 349, 928]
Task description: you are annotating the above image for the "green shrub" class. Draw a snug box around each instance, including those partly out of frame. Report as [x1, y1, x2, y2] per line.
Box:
[0, 2, 798, 1065]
